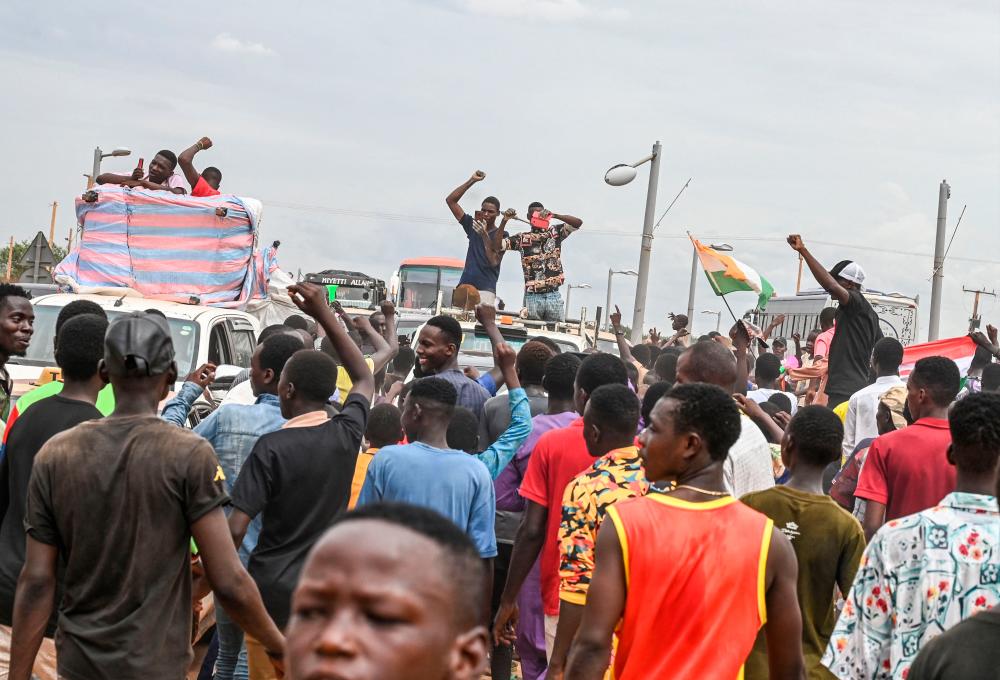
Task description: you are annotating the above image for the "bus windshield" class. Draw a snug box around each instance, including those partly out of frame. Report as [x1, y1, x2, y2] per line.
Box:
[398, 265, 462, 310]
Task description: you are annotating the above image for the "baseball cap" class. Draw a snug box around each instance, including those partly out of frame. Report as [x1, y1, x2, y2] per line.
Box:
[829, 260, 866, 287]
[104, 312, 175, 377]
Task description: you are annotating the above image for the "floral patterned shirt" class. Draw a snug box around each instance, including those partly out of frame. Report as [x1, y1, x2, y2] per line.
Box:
[502, 223, 578, 294]
[822, 492, 999, 679]
[557, 446, 648, 604]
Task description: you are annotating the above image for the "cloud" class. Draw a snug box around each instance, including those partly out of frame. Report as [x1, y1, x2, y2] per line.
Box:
[210, 32, 276, 56]
[453, 0, 628, 22]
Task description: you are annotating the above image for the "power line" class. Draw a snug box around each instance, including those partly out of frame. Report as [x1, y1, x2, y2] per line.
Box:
[262, 199, 1000, 266]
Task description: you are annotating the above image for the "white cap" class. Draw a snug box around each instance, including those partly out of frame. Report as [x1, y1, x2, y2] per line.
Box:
[834, 261, 866, 286]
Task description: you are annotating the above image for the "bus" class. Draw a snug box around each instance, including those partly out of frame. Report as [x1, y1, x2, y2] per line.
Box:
[389, 257, 464, 313]
[753, 290, 920, 345]
[304, 269, 387, 312]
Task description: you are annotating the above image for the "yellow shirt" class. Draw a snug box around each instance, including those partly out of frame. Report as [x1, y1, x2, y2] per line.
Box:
[336, 359, 376, 401]
[349, 447, 378, 509]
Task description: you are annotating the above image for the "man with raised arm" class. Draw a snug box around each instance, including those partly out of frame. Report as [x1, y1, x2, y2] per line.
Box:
[178, 136, 223, 197]
[446, 170, 507, 307]
[500, 202, 583, 322]
[787, 235, 882, 408]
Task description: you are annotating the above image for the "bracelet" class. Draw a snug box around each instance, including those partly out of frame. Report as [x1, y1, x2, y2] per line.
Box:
[196, 141, 204, 150]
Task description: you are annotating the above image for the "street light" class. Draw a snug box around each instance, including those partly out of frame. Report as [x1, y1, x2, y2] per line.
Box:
[701, 309, 722, 333]
[87, 146, 132, 188]
[605, 269, 638, 331]
[565, 283, 591, 320]
[687, 242, 733, 331]
[605, 141, 661, 343]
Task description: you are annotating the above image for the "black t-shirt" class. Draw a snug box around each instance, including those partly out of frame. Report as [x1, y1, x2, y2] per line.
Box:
[0, 395, 102, 635]
[231, 393, 369, 628]
[906, 607, 1000, 680]
[826, 289, 883, 397]
[24, 416, 228, 680]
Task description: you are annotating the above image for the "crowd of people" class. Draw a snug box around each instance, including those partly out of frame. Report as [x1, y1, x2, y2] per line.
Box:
[0, 224, 996, 680]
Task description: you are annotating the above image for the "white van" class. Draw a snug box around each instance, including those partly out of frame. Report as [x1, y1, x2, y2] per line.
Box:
[10, 293, 260, 396]
[752, 290, 920, 346]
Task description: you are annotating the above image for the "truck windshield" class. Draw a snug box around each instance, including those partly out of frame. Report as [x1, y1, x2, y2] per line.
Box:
[18, 305, 200, 376]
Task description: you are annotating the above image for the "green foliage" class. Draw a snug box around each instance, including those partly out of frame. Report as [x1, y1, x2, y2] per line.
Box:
[0, 237, 68, 281]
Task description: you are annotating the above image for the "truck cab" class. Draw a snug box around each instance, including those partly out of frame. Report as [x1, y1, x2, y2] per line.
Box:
[11, 293, 260, 396]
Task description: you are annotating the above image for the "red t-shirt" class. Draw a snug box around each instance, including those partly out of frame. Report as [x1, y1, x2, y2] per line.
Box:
[855, 418, 955, 520]
[191, 176, 221, 197]
[518, 417, 593, 616]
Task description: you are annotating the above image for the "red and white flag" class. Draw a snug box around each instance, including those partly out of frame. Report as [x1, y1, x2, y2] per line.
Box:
[900, 336, 977, 378]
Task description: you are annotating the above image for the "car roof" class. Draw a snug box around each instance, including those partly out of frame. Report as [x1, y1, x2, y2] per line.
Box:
[30, 293, 254, 323]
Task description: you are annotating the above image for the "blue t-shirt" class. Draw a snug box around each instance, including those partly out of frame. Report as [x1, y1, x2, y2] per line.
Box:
[356, 441, 497, 557]
[458, 213, 506, 293]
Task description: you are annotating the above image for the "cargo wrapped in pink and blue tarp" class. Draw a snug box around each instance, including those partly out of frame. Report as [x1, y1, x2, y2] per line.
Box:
[54, 187, 277, 308]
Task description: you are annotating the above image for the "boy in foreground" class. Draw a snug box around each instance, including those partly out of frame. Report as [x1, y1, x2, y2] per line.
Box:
[285, 502, 489, 680]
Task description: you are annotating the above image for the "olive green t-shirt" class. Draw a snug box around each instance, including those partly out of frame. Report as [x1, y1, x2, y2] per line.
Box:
[741, 485, 866, 680]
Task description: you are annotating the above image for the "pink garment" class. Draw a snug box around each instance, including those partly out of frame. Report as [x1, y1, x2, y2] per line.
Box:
[814, 326, 835, 359]
[142, 173, 186, 190]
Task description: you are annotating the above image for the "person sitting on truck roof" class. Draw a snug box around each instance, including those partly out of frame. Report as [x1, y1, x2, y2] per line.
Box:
[178, 137, 222, 197]
[787, 235, 882, 409]
[446, 170, 506, 308]
[96, 150, 187, 194]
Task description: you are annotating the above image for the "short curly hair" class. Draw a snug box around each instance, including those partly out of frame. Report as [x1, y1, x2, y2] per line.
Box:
[586, 384, 640, 437]
[367, 403, 403, 448]
[516, 341, 554, 386]
[283, 350, 338, 403]
[909, 356, 961, 408]
[543, 353, 581, 400]
[786, 405, 844, 466]
[654, 352, 678, 382]
[641, 381, 672, 425]
[665, 383, 741, 461]
[948, 392, 1000, 474]
[446, 406, 479, 452]
[0, 283, 31, 310]
[754, 353, 782, 383]
[630, 344, 651, 368]
[259, 334, 305, 378]
[409, 377, 458, 417]
[425, 315, 463, 348]
[577, 353, 628, 395]
[56, 314, 108, 381]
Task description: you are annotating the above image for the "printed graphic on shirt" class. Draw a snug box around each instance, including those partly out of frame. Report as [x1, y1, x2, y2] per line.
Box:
[779, 520, 801, 541]
[503, 226, 573, 294]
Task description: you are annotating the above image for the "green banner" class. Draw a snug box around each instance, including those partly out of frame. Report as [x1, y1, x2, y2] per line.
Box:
[326, 284, 338, 302]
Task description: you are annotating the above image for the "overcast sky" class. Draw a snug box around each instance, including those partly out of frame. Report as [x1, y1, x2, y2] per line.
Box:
[2, 0, 997, 340]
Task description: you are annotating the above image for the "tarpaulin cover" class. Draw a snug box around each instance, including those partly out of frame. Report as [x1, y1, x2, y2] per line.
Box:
[54, 187, 276, 308]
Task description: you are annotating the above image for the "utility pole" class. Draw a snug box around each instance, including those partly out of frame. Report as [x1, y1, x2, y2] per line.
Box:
[963, 287, 996, 333]
[5, 236, 12, 282]
[928, 180, 950, 341]
[630, 141, 661, 344]
[49, 202, 58, 248]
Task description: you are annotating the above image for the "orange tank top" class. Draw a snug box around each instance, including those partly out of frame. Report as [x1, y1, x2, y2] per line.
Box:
[606, 492, 773, 680]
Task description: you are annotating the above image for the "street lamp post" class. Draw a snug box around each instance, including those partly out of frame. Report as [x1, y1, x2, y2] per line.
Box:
[686, 242, 733, 331]
[605, 141, 661, 344]
[565, 283, 591, 320]
[604, 269, 638, 331]
[701, 309, 722, 333]
[87, 146, 132, 188]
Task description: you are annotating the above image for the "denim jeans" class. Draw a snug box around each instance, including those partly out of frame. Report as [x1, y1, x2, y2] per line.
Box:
[525, 291, 564, 322]
[215, 513, 260, 680]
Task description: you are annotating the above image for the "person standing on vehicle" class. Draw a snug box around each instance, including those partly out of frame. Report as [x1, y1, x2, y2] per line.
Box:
[501, 202, 583, 322]
[787, 235, 882, 408]
[446, 170, 506, 307]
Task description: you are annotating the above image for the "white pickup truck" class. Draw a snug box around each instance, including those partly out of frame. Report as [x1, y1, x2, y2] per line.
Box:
[9, 293, 260, 398]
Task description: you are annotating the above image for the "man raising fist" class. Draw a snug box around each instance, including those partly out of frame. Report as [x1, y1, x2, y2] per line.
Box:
[179, 136, 223, 197]
[446, 170, 506, 308]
